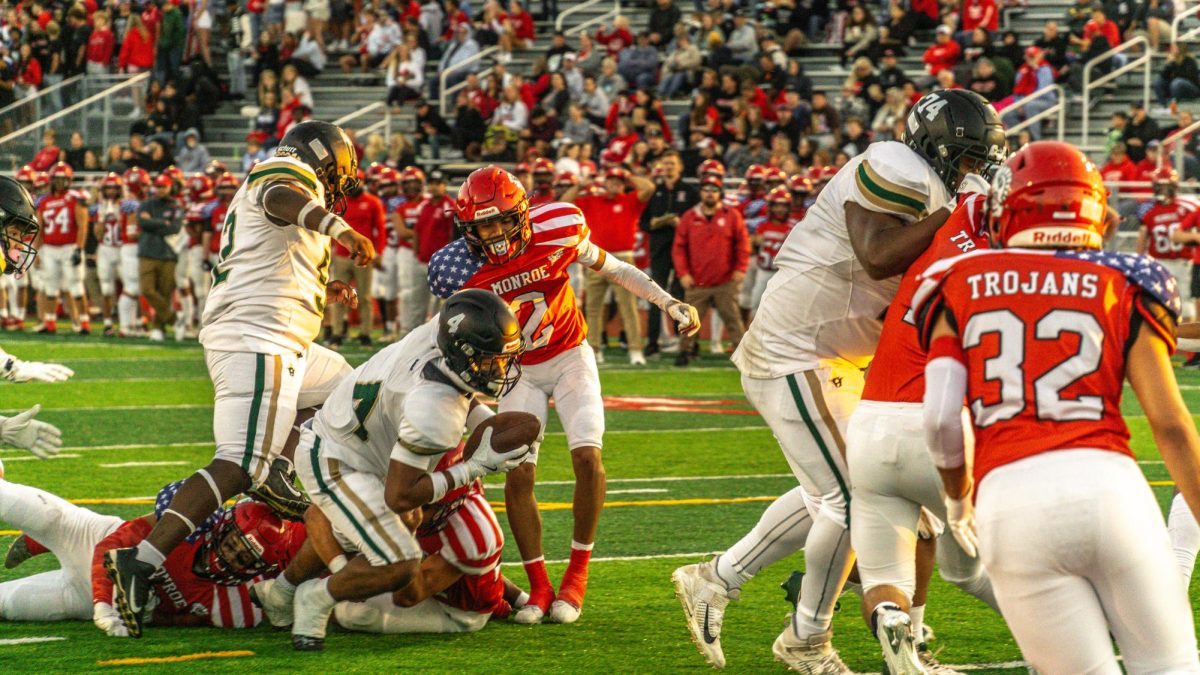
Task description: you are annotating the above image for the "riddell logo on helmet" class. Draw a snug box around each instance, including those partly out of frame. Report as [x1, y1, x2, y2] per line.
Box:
[1009, 226, 1102, 249]
[1031, 230, 1093, 245]
[474, 206, 500, 219]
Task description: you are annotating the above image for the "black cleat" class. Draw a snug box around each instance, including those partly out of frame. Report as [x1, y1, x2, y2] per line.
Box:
[104, 547, 156, 638]
[292, 635, 325, 651]
[247, 457, 311, 521]
[674, 353, 690, 367]
[356, 333, 373, 347]
[4, 535, 38, 569]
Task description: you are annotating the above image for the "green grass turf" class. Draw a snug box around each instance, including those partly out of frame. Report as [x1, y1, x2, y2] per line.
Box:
[0, 332, 1197, 672]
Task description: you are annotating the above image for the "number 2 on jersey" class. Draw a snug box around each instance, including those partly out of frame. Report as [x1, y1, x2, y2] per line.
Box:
[964, 308, 1103, 427]
[511, 291, 553, 350]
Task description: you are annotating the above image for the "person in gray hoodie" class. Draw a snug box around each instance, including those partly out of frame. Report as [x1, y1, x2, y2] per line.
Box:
[174, 129, 211, 173]
[137, 174, 184, 340]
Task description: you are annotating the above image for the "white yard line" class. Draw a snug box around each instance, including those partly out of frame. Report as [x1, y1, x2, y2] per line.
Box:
[0, 453, 82, 462]
[605, 488, 669, 495]
[99, 461, 190, 468]
[0, 404, 208, 413]
[0, 637, 67, 646]
[500, 550, 719, 566]
[484, 473, 792, 487]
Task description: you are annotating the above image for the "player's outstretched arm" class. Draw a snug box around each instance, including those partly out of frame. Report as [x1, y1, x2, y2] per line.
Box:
[1, 346, 75, 383]
[260, 182, 375, 266]
[1129, 316, 1200, 521]
[0, 404, 62, 459]
[846, 203, 953, 280]
[584, 244, 700, 336]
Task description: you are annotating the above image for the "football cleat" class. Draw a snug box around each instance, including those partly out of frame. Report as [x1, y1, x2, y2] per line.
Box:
[628, 350, 646, 366]
[672, 562, 736, 669]
[247, 457, 311, 521]
[874, 607, 926, 675]
[292, 579, 335, 651]
[104, 547, 156, 639]
[4, 535, 41, 569]
[772, 618, 851, 674]
[918, 637, 961, 675]
[513, 584, 554, 624]
[548, 599, 581, 624]
[249, 577, 295, 628]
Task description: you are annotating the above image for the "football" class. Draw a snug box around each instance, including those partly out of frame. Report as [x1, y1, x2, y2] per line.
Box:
[462, 411, 541, 460]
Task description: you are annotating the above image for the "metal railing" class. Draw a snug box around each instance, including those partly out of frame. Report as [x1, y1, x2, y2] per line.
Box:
[439, 44, 499, 117]
[555, 0, 620, 36]
[0, 73, 150, 171]
[1081, 36, 1151, 150]
[334, 102, 393, 146]
[1002, 84, 1065, 141]
[0, 75, 84, 132]
[1159, 119, 1200, 176]
[1172, 3, 1200, 48]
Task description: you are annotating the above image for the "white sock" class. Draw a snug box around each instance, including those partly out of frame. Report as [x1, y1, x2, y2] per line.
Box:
[276, 574, 297, 595]
[118, 295, 136, 332]
[908, 604, 926, 643]
[180, 294, 195, 327]
[134, 541, 166, 569]
[311, 577, 336, 608]
[714, 486, 814, 592]
[791, 511, 853, 639]
[571, 540, 594, 552]
[1169, 493, 1200, 587]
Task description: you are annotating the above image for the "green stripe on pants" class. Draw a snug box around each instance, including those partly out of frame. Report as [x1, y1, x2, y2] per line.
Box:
[307, 436, 390, 563]
[243, 354, 266, 474]
[785, 373, 852, 527]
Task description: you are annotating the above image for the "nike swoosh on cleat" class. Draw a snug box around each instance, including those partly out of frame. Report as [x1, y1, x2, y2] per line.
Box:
[701, 605, 718, 644]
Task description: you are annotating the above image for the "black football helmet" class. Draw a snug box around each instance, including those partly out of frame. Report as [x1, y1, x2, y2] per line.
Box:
[437, 289, 524, 396]
[0, 175, 40, 275]
[274, 120, 360, 216]
[903, 90, 1007, 192]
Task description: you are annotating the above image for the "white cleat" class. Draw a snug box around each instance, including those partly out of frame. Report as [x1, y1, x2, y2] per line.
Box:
[291, 579, 335, 651]
[594, 349, 605, 365]
[148, 328, 165, 342]
[628, 349, 646, 366]
[672, 562, 735, 669]
[548, 599, 581, 624]
[918, 644, 962, 675]
[772, 619, 851, 675]
[512, 603, 545, 624]
[249, 578, 295, 628]
[874, 607, 927, 675]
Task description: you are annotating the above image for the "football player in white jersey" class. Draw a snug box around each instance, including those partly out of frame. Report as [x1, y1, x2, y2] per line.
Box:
[104, 120, 377, 639]
[249, 289, 532, 651]
[672, 90, 1006, 672]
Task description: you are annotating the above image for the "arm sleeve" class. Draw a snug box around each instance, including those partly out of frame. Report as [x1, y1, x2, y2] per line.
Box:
[849, 144, 934, 224]
[923, 336, 968, 470]
[393, 388, 466, 470]
[92, 518, 152, 605]
[591, 244, 676, 310]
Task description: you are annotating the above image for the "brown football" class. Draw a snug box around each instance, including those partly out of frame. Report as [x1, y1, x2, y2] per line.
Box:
[463, 411, 542, 460]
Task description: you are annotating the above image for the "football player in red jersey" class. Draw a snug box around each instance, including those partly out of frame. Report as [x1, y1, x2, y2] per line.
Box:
[123, 167, 152, 201]
[916, 141, 1200, 672]
[34, 162, 90, 334]
[528, 158, 557, 206]
[789, 175, 813, 220]
[1139, 167, 1197, 319]
[394, 166, 431, 338]
[429, 166, 700, 624]
[748, 187, 798, 311]
[91, 173, 140, 336]
[847, 190, 1001, 670]
[176, 173, 216, 338]
[373, 167, 403, 339]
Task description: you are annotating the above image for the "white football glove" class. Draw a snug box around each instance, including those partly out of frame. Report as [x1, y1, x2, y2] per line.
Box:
[916, 506, 945, 540]
[464, 427, 531, 479]
[3, 356, 74, 383]
[957, 172, 990, 197]
[666, 301, 701, 337]
[0, 404, 63, 458]
[943, 493, 979, 558]
[93, 602, 130, 637]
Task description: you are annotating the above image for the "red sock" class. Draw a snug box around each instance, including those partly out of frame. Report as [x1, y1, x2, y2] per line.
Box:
[22, 535, 48, 556]
[557, 542, 593, 607]
[523, 558, 555, 610]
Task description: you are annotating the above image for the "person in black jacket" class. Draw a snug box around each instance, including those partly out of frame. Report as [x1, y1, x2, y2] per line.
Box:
[1154, 44, 1200, 106]
[137, 174, 183, 341]
[648, 0, 681, 49]
[639, 150, 698, 357]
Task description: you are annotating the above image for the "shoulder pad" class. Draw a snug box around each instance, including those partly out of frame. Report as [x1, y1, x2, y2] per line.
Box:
[246, 156, 323, 199]
[1056, 250, 1182, 322]
[428, 239, 482, 299]
[854, 142, 934, 219]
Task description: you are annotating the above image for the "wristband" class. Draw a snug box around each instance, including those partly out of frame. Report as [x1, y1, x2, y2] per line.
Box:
[429, 472, 450, 502]
[318, 212, 351, 240]
[328, 554, 347, 573]
[465, 404, 495, 434]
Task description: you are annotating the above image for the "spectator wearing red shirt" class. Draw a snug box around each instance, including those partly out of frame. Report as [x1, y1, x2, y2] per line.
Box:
[595, 17, 634, 57]
[413, 171, 455, 264]
[85, 12, 115, 74]
[1099, 141, 1140, 183]
[503, 0, 535, 45]
[30, 128, 61, 171]
[924, 26, 962, 76]
[330, 182, 387, 346]
[960, 0, 998, 33]
[117, 14, 155, 73]
[574, 167, 655, 364]
[672, 176, 749, 366]
[1082, 7, 1121, 51]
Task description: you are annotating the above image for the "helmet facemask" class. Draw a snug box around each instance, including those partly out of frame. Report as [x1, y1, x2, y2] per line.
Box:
[445, 335, 525, 396]
[456, 197, 532, 265]
[193, 511, 279, 585]
[1, 213, 38, 275]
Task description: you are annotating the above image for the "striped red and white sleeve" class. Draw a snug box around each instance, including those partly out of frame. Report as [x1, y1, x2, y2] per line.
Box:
[437, 492, 505, 576]
[209, 583, 265, 628]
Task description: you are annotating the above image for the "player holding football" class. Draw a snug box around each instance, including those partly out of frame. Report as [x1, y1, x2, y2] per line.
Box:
[104, 120, 376, 638]
[917, 140, 1200, 672]
[673, 90, 1005, 671]
[847, 191, 1001, 671]
[251, 289, 531, 650]
[429, 166, 700, 624]
[34, 161, 90, 334]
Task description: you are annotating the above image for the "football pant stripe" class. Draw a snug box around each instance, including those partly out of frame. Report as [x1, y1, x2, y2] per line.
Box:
[802, 370, 848, 457]
[307, 437, 392, 563]
[242, 354, 266, 475]
[327, 458, 407, 563]
[257, 355, 284, 484]
[785, 373, 852, 527]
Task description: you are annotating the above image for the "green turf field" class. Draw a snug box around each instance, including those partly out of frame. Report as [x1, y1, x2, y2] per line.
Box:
[0, 332, 1195, 673]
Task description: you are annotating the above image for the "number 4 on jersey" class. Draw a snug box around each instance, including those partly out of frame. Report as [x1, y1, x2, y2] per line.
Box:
[351, 382, 382, 441]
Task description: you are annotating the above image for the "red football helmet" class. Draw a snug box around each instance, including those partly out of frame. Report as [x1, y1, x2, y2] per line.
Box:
[765, 167, 788, 188]
[366, 162, 386, 185]
[377, 166, 400, 188]
[698, 159, 726, 179]
[989, 140, 1107, 250]
[48, 162, 73, 193]
[789, 174, 814, 197]
[205, 159, 229, 179]
[766, 185, 792, 205]
[532, 157, 555, 175]
[153, 172, 175, 192]
[163, 165, 186, 188]
[745, 164, 766, 187]
[15, 165, 35, 189]
[188, 173, 214, 202]
[123, 167, 151, 197]
[33, 171, 49, 191]
[515, 161, 531, 176]
[532, 158, 555, 192]
[215, 172, 240, 194]
[1152, 166, 1179, 205]
[100, 172, 124, 200]
[455, 165, 532, 265]
[196, 501, 296, 584]
[555, 171, 579, 188]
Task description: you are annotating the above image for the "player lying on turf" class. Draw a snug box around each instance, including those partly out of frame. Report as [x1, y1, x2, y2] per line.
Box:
[257, 444, 523, 636]
[430, 166, 700, 625]
[249, 289, 537, 651]
[0, 174, 72, 465]
[0, 476, 303, 634]
[105, 121, 379, 639]
[917, 140, 1200, 673]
